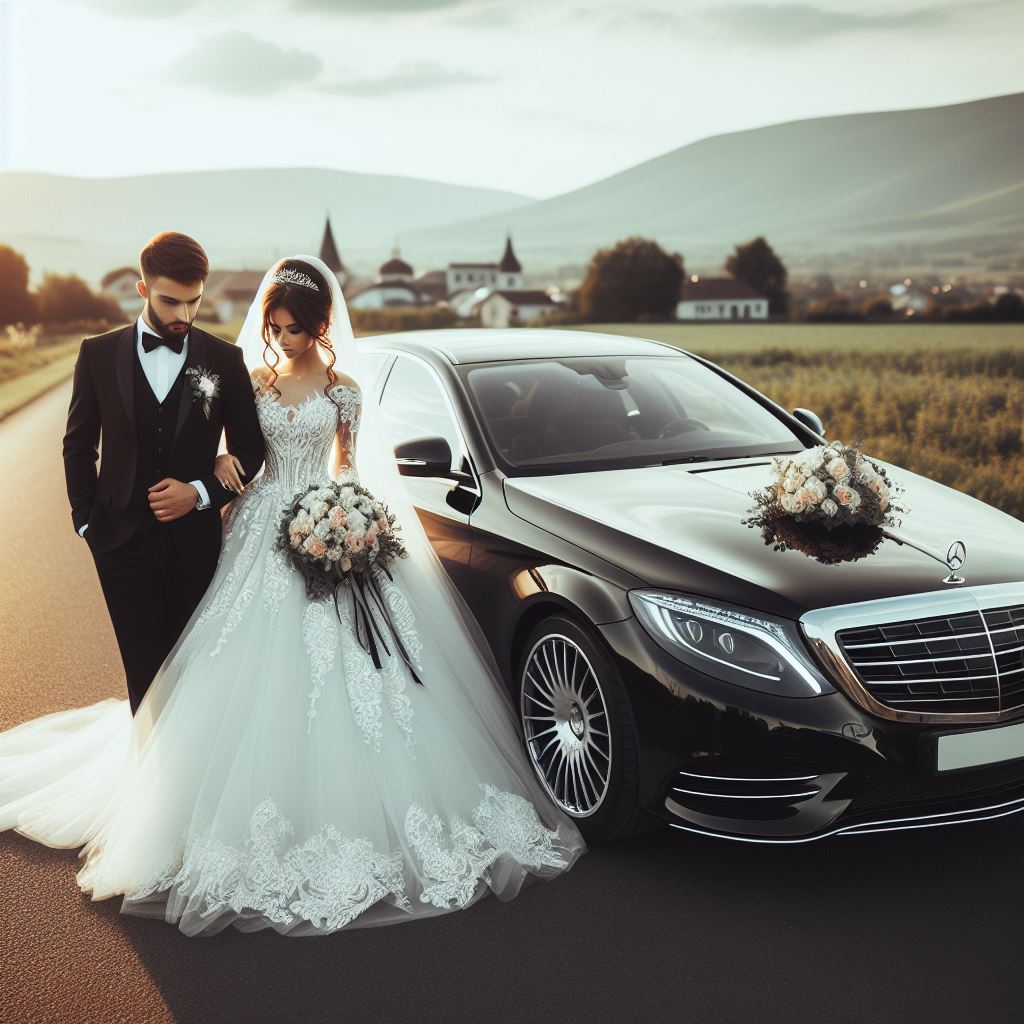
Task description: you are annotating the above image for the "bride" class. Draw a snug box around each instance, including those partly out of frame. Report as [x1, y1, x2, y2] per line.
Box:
[0, 254, 586, 937]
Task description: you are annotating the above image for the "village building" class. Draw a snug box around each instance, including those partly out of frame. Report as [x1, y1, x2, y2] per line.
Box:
[203, 270, 267, 323]
[476, 289, 559, 328]
[676, 276, 769, 320]
[347, 244, 437, 309]
[446, 235, 524, 300]
[99, 267, 144, 316]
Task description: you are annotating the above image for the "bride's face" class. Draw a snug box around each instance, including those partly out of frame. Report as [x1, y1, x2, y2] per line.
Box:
[268, 305, 314, 360]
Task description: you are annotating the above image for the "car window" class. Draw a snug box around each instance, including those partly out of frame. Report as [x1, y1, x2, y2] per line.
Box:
[464, 355, 802, 470]
[355, 350, 392, 388]
[379, 356, 464, 468]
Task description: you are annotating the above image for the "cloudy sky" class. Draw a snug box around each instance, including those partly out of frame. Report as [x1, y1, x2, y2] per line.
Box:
[1, 0, 1021, 197]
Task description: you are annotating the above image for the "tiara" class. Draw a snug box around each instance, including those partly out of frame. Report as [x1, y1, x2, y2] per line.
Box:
[272, 267, 320, 291]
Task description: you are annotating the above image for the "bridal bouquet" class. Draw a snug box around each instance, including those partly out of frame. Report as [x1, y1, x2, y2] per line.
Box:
[277, 476, 423, 683]
[742, 440, 907, 563]
[278, 475, 407, 599]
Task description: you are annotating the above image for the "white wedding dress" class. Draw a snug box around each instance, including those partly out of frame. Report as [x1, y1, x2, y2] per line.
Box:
[0, 378, 586, 937]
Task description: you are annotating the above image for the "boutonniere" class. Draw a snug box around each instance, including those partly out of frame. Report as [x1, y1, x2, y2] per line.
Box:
[185, 366, 221, 420]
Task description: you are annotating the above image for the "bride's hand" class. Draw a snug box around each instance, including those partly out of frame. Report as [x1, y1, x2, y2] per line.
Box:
[215, 453, 247, 495]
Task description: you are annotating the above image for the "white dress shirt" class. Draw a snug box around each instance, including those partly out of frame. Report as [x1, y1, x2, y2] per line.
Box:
[78, 317, 210, 537]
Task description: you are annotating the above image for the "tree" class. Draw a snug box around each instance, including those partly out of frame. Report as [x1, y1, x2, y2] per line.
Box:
[578, 236, 684, 322]
[724, 236, 789, 317]
[993, 291, 1024, 321]
[0, 245, 38, 325]
[862, 296, 893, 319]
[36, 273, 122, 324]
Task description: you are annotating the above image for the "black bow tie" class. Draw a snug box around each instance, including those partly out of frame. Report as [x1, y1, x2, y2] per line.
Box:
[141, 331, 186, 355]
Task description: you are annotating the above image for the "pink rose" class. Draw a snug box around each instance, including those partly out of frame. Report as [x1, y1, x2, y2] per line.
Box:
[329, 506, 347, 529]
[340, 556, 352, 572]
[306, 537, 327, 558]
[795, 486, 819, 508]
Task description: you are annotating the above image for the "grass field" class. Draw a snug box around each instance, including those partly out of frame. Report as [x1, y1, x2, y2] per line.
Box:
[574, 322, 1024, 521]
[0, 334, 83, 422]
[572, 321, 1024, 355]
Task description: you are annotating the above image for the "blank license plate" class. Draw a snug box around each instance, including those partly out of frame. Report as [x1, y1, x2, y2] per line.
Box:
[937, 720, 1024, 772]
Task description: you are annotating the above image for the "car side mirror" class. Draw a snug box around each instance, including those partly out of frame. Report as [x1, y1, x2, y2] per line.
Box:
[394, 435, 454, 478]
[791, 407, 825, 438]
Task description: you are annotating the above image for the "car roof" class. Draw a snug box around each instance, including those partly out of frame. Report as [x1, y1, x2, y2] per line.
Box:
[358, 328, 683, 365]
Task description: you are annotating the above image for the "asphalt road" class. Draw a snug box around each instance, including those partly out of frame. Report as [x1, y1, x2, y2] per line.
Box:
[2, 380, 1023, 1024]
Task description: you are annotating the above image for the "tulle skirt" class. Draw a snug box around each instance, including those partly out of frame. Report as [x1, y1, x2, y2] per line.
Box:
[0, 476, 586, 936]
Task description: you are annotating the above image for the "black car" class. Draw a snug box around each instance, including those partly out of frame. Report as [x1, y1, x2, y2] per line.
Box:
[358, 328, 1024, 843]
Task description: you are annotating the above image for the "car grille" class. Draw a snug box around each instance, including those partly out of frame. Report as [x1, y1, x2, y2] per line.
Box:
[845, 758, 1024, 816]
[836, 602, 1024, 716]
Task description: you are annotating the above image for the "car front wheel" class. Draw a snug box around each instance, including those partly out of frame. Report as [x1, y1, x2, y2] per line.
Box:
[518, 613, 658, 841]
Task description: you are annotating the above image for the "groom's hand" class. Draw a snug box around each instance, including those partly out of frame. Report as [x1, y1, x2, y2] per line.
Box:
[148, 478, 199, 522]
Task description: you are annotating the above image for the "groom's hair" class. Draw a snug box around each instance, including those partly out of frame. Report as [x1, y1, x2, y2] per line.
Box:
[140, 232, 210, 285]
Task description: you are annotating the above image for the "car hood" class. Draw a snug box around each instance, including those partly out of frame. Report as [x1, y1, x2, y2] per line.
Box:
[503, 457, 1024, 619]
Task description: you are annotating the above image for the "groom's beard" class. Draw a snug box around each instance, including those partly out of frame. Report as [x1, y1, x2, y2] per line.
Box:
[146, 301, 194, 342]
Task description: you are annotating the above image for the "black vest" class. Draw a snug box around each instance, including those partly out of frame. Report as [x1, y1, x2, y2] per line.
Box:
[129, 347, 189, 533]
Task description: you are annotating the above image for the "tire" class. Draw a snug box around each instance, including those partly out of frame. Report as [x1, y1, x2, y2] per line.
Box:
[517, 613, 660, 841]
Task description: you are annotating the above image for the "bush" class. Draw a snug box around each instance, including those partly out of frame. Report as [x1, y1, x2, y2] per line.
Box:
[36, 274, 123, 324]
[349, 304, 458, 335]
[806, 294, 862, 322]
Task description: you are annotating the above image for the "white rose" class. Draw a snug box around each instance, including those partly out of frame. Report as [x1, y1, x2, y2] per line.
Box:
[827, 457, 850, 481]
[199, 377, 216, 397]
[346, 509, 368, 534]
[805, 476, 828, 501]
[313, 519, 332, 540]
[820, 498, 838, 517]
[781, 492, 801, 514]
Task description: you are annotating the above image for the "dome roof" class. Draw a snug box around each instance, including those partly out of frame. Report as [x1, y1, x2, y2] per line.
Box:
[380, 256, 413, 276]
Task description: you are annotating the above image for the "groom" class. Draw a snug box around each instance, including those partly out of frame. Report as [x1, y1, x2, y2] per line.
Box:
[63, 232, 266, 714]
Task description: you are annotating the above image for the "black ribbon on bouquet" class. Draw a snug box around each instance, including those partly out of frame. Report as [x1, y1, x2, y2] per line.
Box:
[334, 567, 425, 686]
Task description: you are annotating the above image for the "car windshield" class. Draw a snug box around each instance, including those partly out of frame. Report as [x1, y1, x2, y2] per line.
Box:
[464, 355, 804, 471]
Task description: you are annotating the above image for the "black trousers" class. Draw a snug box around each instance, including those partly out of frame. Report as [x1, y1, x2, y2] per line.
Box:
[88, 524, 218, 715]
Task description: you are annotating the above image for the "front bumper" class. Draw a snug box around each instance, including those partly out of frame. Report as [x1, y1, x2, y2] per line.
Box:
[597, 616, 1024, 842]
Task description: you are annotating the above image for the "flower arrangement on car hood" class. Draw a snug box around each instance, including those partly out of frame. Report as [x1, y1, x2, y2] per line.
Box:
[742, 440, 907, 563]
[744, 439, 906, 531]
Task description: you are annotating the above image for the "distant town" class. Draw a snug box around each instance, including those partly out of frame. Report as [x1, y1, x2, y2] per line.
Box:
[95, 218, 1024, 328]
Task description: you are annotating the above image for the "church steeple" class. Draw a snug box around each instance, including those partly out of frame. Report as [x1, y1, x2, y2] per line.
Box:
[499, 232, 522, 273]
[319, 215, 345, 274]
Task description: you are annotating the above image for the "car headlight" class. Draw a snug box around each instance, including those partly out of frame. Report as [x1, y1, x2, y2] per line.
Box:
[627, 590, 834, 697]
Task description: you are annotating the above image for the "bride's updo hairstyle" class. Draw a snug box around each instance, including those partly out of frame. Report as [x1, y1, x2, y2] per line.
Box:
[260, 258, 338, 398]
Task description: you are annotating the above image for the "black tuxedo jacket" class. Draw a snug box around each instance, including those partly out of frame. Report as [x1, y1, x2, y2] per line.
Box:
[62, 323, 266, 573]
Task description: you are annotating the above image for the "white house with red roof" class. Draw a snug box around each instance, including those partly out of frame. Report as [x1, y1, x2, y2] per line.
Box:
[677, 276, 769, 320]
[476, 289, 559, 328]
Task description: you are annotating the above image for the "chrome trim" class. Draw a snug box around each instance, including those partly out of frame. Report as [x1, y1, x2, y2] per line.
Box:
[665, 792, 1024, 843]
[800, 582, 1024, 724]
[677, 770, 819, 782]
[671, 786, 819, 800]
[844, 621, 1022, 648]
